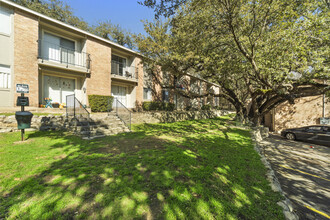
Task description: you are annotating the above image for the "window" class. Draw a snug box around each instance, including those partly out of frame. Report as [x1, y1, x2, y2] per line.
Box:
[0, 66, 11, 89]
[111, 55, 127, 76]
[0, 6, 11, 35]
[162, 89, 169, 102]
[143, 88, 152, 100]
[41, 32, 75, 64]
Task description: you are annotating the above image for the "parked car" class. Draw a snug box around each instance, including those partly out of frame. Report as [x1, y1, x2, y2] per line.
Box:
[281, 125, 330, 146]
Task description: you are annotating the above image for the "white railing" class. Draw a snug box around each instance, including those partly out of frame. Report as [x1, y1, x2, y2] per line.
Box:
[39, 40, 90, 69]
[111, 60, 137, 80]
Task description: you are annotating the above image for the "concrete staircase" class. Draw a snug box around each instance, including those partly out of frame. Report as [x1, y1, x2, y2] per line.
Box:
[67, 112, 130, 140]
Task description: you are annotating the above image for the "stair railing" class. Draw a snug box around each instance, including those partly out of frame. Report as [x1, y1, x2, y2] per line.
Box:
[66, 94, 90, 119]
[114, 98, 131, 131]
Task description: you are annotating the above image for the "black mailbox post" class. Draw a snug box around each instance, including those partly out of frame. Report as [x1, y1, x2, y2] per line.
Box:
[15, 84, 33, 141]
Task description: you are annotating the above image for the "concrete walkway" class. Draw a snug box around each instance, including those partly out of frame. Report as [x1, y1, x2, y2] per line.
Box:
[259, 135, 330, 220]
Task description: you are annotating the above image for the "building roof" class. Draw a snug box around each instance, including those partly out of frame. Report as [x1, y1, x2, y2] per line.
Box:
[0, 0, 140, 56]
[0, 0, 222, 89]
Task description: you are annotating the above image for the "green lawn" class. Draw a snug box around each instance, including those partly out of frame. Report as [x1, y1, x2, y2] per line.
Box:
[0, 116, 284, 219]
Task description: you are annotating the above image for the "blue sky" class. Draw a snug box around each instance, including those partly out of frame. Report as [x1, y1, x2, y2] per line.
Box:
[61, 0, 155, 35]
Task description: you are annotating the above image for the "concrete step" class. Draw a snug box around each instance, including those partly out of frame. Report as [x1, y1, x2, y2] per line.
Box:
[68, 113, 130, 139]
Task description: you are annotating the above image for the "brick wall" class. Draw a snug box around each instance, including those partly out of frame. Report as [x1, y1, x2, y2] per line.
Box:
[135, 57, 143, 105]
[86, 38, 111, 101]
[274, 95, 330, 131]
[14, 10, 39, 107]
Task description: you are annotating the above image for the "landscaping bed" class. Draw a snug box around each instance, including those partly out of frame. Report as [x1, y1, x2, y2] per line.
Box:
[0, 116, 284, 219]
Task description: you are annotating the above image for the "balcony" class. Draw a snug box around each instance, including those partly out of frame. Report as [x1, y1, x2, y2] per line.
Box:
[111, 60, 138, 82]
[38, 40, 90, 73]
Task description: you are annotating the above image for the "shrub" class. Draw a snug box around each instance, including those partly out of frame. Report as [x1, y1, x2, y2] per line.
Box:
[142, 101, 152, 111]
[142, 101, 175, 111]
[201, 104, 211, 110]
[150, 101, 162, 110]
[88, 95, 113, 112]
[163, 102, 175, 111]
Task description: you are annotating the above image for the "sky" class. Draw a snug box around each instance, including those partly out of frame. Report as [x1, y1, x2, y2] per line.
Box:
[61, 0, 156, 35]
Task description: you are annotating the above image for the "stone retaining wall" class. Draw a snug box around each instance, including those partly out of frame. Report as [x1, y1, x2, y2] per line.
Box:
[131, 110, 233, 124]
[0, 114, 68, 133]
[0, 110, 234, 133]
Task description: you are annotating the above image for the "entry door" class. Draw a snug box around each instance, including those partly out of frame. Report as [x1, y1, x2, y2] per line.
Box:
[44, 75, 61, 103]
[111, 85, 127, 107]
[44, 75, 75, 103]
[61, 77, 75, 103]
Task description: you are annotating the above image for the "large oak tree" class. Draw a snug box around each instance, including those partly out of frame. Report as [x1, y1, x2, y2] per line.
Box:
[137, 0, 330, 125]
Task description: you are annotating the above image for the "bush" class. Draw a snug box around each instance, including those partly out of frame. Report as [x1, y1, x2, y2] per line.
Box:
[201, 104, 211, 110]
[163, 102, 175, 111]
[150, 101, 163, 110]
[142, 101, 175, 111]
[142, 101, 152, 111]
[88, 95, 114, 112]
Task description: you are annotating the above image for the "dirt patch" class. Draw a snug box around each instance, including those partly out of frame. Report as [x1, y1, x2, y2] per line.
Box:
[43, 175, 61, 183]
[13, 139, 34, 145]
[54, 154, 66, 160]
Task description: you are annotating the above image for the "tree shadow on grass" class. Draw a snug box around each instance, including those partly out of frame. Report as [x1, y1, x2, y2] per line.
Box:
[1, 119, 284, 219]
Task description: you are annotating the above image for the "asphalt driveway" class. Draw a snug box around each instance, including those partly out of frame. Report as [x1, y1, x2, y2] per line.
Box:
[259, 134, 330, 220]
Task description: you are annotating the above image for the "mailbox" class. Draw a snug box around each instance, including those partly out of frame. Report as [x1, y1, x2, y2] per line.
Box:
[17, 96, 29, 106]
[15, 111, 33, 129]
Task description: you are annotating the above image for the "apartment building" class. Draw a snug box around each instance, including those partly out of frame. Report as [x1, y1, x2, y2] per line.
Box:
[143, 69, 223, 110]
[0, 0, 143, 109]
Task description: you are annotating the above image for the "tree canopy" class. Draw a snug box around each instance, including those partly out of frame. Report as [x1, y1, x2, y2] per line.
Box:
[137, 0, 330, 124]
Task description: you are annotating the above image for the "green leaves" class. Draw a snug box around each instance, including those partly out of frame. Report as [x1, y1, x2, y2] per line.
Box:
[138, 0, 329, 124]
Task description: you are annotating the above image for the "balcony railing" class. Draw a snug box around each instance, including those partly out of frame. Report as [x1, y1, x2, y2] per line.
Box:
[111, 60, 138, 80]
[38, 40, 90, 69]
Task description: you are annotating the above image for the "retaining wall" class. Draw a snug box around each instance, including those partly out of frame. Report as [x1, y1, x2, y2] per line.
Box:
[131, 110, 233, 124]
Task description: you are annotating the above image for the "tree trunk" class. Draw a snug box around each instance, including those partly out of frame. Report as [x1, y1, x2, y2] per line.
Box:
[234, 103, 248, 123]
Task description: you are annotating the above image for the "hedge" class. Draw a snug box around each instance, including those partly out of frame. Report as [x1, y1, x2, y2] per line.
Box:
[142, 101, 175, 111]
[201, 104, 211, 110]
[88, 95, 114, 112]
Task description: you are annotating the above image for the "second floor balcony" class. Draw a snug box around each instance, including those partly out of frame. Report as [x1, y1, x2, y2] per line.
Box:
[38, 39, 90, 72]
[111, 60, 138, 82]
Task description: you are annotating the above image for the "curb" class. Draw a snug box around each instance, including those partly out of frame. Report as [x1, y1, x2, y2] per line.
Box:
[250, 128, 299, 220]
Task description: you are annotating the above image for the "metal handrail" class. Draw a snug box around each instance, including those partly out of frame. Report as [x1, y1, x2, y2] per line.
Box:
[115, 98, 131, 130]
[38, 39, 91, 69]
[66, 94, 90, 118]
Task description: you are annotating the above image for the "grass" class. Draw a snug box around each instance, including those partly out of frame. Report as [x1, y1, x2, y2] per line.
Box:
[0, 116, 284, 219]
